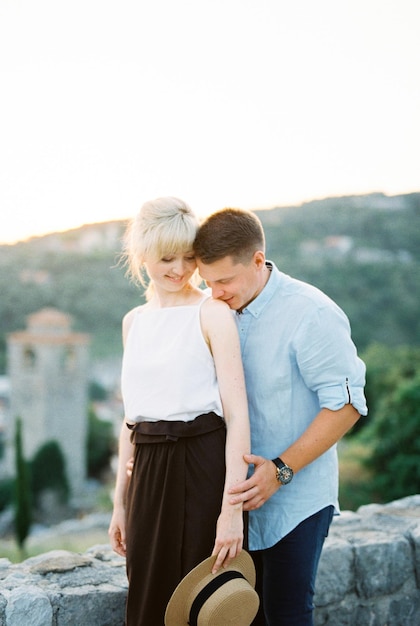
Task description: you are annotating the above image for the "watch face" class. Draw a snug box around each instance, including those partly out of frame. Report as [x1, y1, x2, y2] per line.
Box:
[278, 466, 293, 484]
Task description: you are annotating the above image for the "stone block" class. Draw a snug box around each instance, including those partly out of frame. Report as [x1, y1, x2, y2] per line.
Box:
[0, 593, 7, 626]
[352, 531, 414, 598]
[54, 586, 125, 626]
[410, 523, 420, 588]
[315, 537, 354, 606]
[314, 594, 360, 625]
[5, 586, 52, 626]
[388, 591, 420, 626]
[26, 550, 93, 575]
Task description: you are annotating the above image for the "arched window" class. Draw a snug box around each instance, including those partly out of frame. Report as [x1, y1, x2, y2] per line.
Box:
[63, 347, 77, 372]
[23, 347, 36, 369]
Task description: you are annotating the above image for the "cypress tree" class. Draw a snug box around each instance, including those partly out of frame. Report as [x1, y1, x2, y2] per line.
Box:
[14, 417, 32, 555]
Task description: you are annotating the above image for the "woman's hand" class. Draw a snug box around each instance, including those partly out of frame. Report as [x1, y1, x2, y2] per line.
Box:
[211, 505, 244, 574]
[108, 507, 127, 557]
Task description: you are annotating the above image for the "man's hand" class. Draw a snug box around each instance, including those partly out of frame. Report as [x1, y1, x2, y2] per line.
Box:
[228, 454, 280, 511]
[126, 457, 134, 477]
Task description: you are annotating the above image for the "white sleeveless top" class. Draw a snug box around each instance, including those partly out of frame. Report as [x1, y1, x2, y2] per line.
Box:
[121, 297, 223, 423]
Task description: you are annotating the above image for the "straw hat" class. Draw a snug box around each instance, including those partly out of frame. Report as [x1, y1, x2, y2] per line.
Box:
[165, 550, 259, 626]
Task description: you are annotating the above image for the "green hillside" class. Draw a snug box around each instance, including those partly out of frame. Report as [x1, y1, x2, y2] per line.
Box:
[0, 192, 419, 374]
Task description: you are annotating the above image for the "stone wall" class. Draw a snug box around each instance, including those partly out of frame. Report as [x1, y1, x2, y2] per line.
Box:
[1, 495, 420, 625]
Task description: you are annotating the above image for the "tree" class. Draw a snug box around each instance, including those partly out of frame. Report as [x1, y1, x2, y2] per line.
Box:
[349, 343, 420, 434]
[89, 380, 108, 401]
[360, 373, 420, 501]
[30, 440, 70, 507]
[14, 417, 32, 554]
[86, 405, 114, 479]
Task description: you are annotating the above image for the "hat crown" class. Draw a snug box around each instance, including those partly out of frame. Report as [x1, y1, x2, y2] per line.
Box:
[165, 551, 259, 626]
[194, 580, 259, 626]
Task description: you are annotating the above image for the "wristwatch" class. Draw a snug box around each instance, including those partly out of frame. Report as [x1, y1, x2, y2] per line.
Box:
[271, 457, 294, 485]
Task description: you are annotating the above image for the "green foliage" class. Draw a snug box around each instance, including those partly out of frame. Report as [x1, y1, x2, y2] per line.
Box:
[361, 343, 420, 418]
[0, 427, 4, 462]
[14, 418, 32, 550]
[338, 440, 378, 511]
[89, 380, 108, 401]
[30, 440, 70, 506]
[0, 477, 14, 513]
[349, 343, 420, 502]
[360, 373, 420, 501]
[86, 405, 114, 479]
[339, 343, 420, 507]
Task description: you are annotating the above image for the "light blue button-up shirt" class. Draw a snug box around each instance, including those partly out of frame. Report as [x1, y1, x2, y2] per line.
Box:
[237, 262, 368, 550]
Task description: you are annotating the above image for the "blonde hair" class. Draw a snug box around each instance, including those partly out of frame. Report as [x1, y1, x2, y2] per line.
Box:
[122, 197, 199, 297]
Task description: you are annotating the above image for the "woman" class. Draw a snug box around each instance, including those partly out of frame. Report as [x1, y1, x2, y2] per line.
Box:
[108, 197, 250, 626]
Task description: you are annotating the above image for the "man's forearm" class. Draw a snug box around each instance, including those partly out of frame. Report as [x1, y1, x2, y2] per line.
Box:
[280, 404, 360, 473]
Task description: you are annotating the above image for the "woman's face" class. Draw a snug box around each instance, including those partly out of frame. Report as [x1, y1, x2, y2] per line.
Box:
[145, 250, 197, 293]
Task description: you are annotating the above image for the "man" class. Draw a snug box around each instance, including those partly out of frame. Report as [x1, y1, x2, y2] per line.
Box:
[193, 208, 367, 626]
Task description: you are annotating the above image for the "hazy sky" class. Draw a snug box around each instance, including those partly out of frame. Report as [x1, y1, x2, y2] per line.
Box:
[1, 0, 419, 244]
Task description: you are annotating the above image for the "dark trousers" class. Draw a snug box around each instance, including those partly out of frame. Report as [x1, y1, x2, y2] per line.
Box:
[125, 413, 226, 626]
[251, 505, 334, 626]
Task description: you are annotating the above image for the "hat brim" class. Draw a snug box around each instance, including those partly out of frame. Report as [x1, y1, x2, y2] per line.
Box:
[165, 550, 258, 626]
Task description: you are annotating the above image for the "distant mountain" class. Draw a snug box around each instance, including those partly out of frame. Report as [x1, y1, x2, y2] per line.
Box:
[0, 220, 127, 256]
[257, 191, 420, 264]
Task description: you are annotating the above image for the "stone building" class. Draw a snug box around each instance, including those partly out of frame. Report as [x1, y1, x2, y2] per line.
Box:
[5, 308, 90, 502]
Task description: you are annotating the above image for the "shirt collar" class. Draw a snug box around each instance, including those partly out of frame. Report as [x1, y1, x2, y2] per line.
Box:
[239, 261, 281, 318]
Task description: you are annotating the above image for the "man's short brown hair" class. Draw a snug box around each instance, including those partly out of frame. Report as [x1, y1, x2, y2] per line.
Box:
[194, 208, 265, 264]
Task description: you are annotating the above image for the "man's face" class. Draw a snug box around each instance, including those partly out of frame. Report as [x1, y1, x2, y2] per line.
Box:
[197, 254, 264, 311]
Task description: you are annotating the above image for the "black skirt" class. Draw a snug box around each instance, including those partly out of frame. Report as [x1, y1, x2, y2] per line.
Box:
[125, 412, 227, 626]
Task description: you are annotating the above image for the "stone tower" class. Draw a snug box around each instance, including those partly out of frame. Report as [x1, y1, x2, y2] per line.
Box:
[6, 308, 90, 501]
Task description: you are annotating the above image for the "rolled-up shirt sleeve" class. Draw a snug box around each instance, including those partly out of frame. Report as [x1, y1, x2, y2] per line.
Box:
[317, 381, 367, 415]
[296, 300, 368, 416]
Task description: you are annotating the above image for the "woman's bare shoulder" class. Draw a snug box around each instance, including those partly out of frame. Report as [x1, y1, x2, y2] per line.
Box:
[122, 304, 147, 336]
[123, 304, 144, 322]
[200, 297, 234, 328]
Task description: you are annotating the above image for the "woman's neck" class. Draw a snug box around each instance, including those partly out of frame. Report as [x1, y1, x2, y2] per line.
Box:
[148, 284, 204, 309]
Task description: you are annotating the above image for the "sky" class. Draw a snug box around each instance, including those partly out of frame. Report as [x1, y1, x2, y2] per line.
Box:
[0, 0, 419, 244]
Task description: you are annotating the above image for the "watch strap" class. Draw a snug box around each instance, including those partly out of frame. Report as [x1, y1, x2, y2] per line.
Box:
[271, 457, 287, 470]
